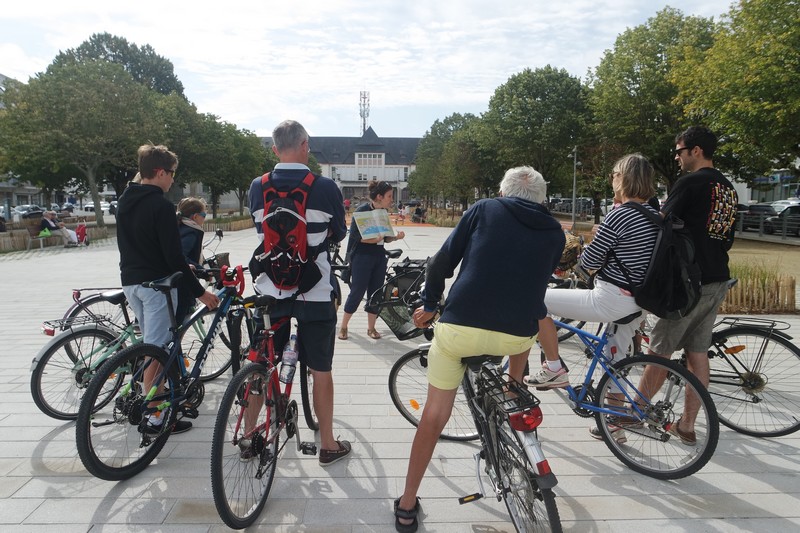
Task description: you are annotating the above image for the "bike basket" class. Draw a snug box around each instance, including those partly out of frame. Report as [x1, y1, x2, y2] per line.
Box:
[376, 300, 427, 341]
[479, 366, 541, 415]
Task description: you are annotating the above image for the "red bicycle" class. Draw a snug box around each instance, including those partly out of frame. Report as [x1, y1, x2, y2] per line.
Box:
[210, 294, 318, 529]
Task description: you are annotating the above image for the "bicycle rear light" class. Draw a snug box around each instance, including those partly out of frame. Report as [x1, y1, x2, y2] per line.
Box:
[536, 459, 552, 476]
[41, 325, 56, 336]
[508, 406, 543, 432]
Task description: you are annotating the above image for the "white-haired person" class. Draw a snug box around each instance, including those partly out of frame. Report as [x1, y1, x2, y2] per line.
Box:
[41, 210, 78, 247]
[394, 166, 564, 532]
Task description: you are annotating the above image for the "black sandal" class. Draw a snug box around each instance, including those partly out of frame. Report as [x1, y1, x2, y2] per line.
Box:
[394, 497, 421, 533]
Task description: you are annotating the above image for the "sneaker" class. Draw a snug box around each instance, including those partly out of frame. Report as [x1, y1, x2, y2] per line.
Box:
[524, 366, 569, 389]
[668, 418, 696, 446]
[144, 418, 192, 435]
[319, 439, 351, 467]
[589, 425, 627, 444]
[171, 419, 193, 434]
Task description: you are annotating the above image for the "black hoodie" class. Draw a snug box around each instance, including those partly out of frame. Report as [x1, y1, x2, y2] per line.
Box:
[116, 183, 204, 297]
[422, 197, 565, 337]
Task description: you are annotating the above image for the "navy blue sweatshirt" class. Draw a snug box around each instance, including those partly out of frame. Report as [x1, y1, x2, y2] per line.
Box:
[423, 197, 565, 337]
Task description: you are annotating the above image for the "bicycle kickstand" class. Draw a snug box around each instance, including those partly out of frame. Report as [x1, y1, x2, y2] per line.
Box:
[458, 451, 486, 505]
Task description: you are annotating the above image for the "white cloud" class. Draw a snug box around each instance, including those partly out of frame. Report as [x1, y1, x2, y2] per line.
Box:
[1, 0, 734, 137]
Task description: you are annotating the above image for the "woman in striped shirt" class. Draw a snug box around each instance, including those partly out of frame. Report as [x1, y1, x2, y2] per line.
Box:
[527, 153, 659, 389]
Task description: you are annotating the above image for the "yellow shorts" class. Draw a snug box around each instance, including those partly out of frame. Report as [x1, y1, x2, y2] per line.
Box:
[427, 322, 537, 390]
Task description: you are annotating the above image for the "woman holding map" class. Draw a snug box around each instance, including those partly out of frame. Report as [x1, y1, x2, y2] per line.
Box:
[338, 180, 405, 340]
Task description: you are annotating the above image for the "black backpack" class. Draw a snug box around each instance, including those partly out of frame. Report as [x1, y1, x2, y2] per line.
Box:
[616, 202, 702, 320]
[249, 171, 322, 293]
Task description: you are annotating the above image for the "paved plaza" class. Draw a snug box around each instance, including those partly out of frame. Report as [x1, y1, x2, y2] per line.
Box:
[0, 225, 799, 532]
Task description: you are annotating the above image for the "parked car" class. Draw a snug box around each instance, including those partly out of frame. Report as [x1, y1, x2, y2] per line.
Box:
[741, 203, 777, 230]
[764, 205, 800, 236]
[61, 202, 76, 213]
[84, 201, 111, 213]
[14, 204, 44, 218]
[771, 199, 800, 214]
[50, 203, 61, 212]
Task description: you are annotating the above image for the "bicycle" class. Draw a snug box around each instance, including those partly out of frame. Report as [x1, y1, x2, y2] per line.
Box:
[408, 352, 562, 531]
[210, 294, 319, 529]
[75, 265, 250, 480]
[636, 314, 800, 437]
[390, 315, 720, 479]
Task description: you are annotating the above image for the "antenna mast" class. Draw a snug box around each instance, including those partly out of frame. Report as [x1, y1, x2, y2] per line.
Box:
[359, 91, 370, 135]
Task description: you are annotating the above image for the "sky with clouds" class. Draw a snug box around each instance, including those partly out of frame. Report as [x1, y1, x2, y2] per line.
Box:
[1, 0, 735, 139]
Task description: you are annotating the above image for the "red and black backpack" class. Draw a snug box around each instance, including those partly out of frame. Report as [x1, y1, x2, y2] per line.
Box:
[250, 171, 322, 293]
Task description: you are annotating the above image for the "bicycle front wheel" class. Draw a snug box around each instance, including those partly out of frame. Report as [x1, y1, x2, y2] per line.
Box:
[300, 361, 319, 431]
[594, 355, 719, 480]
[181, 308, 241, 382]
[709, 327, 800, 437]
[211, 362, 280, 529]
[388, 348, 478, 441]
[492, 422, 562, 532]
[31, 325, 123, 420]
[76, 343, 178, 480]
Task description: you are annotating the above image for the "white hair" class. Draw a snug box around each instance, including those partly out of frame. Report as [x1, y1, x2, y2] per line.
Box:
[499, 166, 547, 204]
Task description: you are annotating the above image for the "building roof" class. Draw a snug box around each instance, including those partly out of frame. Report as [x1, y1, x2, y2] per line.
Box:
[261, 127, 421, 166]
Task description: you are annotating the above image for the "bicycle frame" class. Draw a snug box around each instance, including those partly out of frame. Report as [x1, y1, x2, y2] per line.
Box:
[551, 318, 676, 421]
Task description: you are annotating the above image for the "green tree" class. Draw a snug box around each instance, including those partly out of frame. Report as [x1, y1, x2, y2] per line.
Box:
[589, 7, 716, 188]
[0, 62, 158, 228]
[51, 32, 185, 96]
[480, 66, 588, 195]
[674, 0, 800, 181]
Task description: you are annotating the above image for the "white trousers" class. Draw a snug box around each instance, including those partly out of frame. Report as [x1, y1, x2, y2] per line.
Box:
[544, 278, 642, 361]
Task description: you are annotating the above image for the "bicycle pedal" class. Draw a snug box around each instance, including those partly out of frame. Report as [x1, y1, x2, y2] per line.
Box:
[299, 442, 317, 455]
[458, 493, 483, 505]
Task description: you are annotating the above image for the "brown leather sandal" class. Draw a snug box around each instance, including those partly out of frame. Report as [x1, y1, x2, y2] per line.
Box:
[337, 327, 348, 340]
[367, 328, 382, 340]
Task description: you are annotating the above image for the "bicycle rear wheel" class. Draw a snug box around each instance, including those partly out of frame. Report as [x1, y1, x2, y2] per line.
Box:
[64, 292, 132, 331]
[388, 348, 478, 441]
[709, 327, 800, 437]
[211, 362, 279, 529]
[300, 361, 319, 431]
[594, 355, 718, 479]
[492, 421, 562, 532]
[31, 325, 123, 420]
[76, 343, 178, 480]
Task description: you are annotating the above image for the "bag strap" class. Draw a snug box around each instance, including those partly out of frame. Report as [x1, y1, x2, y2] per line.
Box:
[606, 202, 663, 291]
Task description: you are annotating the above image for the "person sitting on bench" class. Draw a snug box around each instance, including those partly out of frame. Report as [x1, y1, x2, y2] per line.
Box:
[41, 211, 78, 247]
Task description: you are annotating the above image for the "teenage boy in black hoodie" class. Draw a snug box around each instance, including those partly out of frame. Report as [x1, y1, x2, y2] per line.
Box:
[117, 144, 220, 434]
[394, 166, 565, 531]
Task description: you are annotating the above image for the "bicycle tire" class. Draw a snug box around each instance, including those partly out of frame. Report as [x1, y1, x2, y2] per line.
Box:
[76, 343, 178, 480]
[709, 326, 800, 437]
[64, 292, 132, 331]
[594, 355, 719, 480]
[300, 361, 319, 431]
[181, 307, 241, 382]
[211, 362, 279, 529]
[388, 348, 478, 441]
[31, 325, 124, 420]
[491, 420, 562, 532]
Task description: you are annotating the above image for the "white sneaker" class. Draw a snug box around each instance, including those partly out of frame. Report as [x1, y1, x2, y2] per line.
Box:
[524, 366, 569, 388]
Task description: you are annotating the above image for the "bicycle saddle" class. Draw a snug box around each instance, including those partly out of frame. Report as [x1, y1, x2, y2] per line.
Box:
[99, 289, 126, 305]
[385, 248, 403, 259]
[243, 293, 277, 312]
[143, 272, 184, 292]
[462, 355, 504, 371]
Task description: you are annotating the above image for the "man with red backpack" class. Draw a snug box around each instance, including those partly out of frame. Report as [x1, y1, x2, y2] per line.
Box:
[248, 120, 350, 466]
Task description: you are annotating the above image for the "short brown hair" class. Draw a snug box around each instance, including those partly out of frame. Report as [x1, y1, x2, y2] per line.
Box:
[368, 180, 392, 200]
[177, 197, 206, 218]
[138, 144, 178, 180]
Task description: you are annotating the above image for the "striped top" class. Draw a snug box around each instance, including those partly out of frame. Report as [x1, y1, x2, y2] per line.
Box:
[581, 202, 660, 290]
